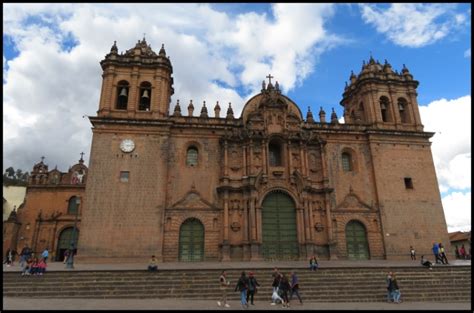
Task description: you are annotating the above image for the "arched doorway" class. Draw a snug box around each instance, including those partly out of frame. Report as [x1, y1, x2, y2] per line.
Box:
[262, 191, 299, 260]
[179, 218, 204, 261]
[345, 220, 370, 260]
[56, 227, 79, 262]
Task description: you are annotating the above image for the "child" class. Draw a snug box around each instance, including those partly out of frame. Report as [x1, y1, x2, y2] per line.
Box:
[29, 258, 39, 275]
[37, 258, 47, 275]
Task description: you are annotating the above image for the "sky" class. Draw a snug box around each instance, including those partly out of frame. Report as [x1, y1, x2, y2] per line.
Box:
[3, 3, 471, 232]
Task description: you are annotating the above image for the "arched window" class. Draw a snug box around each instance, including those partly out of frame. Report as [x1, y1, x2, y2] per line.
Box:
[269, 140, 282, 166]
[342, 152, 352, 172]
[116, 80, 129, 110]
[138, 81, 152, 111]
[187, 146, 198, 166]
[379, 96, 390, 122]
[398, 98, 409, 123]
[67, 196, 79, 215]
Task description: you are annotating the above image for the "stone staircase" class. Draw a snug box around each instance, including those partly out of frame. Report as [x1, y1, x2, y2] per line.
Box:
[3, 266, 471, 302]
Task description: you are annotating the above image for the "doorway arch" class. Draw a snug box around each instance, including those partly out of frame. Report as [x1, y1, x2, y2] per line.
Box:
[261, 191, 299, 260]
[345, 220, 370, 260]
[178, 218, 205, 261]
[56, 227, 79, 261]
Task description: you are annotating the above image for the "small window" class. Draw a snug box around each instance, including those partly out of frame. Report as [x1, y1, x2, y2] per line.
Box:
[187, 147, 198, 166]
[120, 171, 129, 182]
[342, 152, 352, 172]
[404, 177, 413, 189]
[269, 141, 282, 166]
[67, 196, 79, 215]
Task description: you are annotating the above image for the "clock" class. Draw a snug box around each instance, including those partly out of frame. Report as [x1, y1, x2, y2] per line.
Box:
[120, 139, 135, 153]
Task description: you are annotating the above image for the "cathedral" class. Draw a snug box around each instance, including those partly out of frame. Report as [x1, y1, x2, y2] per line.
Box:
[4, 38, 450, 262]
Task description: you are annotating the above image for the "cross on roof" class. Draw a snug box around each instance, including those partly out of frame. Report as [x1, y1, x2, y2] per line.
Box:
[266, 74, 274, 85]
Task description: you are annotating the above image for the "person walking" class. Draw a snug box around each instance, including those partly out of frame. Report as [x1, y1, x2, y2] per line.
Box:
[438, 243, 449, 264]
[279, 273, 291, 308]
[271, 268, 282, 305]
[217, 270, 231, 308]
[41, 248, 49, 264]
[234, 271, 249, 309]
[245, 272, 260, 305]
[432, 242, 441, 264]
[289, 271, 303, 304]
[5, 249, 14, 267]
[410, 246, 416, 260]
[391, 273, 402, 303]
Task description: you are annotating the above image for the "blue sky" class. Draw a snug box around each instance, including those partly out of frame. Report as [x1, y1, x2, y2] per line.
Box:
[3, 3, 471, 232]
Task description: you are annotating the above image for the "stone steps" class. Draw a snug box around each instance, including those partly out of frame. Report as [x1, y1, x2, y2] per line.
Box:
[3, 266, 470, 302]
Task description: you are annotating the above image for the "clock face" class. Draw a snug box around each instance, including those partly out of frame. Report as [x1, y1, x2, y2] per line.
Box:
[120, 139, 135, 153]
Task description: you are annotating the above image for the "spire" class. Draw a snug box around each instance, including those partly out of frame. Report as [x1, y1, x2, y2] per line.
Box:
[173, 99, 182, 117]
[214, 101, 221, 118]
[275, 81, 280, 92]
[319, 107, 326, 123]
[306, 106, 315, 123]
[200, 100, 208, 118]
[261, 80, 266, 91]
[159, 43, 166, 57]
[402, 63, 409, 74]
[330, 108, 339, 124]
[79, 152, 84, 164]
[226, 102, 234, 119]
[350, 70, 356, 83]
[187, 100, 194, 117]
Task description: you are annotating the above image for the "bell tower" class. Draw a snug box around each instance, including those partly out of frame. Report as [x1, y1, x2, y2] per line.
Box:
[340, 57, 423, 131]
[97, 38, 174, 119]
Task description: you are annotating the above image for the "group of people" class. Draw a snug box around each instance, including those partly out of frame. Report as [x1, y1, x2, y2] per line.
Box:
[411, 242, 453, 269]
[454, 244, 470, 260]
[217, 267, 304, 309]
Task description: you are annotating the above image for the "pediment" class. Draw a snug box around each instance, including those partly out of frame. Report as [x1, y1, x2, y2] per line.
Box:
[336, 190, 372, 210]
[171, 190, 216, 210]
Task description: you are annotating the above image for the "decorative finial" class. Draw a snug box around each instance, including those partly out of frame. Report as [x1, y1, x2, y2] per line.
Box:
[262, 80, 266, 91]
[226, 102, 234, 119]
[41, 156, 45, 163]
[173, 99, 182, 117]
[188, 100, 194, 116]
[306, 106, 314, 123]
[275, 81, 280, 91]
[200, 101, 208, 118]
[319, 107, 326, 123]
[214, 101, 221, 118]
[330, 108, 339, 124]
[159, 43, 166, 57]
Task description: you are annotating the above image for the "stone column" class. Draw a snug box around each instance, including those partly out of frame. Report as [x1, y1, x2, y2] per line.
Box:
[250, 194, 262, 261]
[287, 141, 292, 174]
[224, 141, 229, 177]
[325, 193, 338, 260]
[222, 190, 231, 261]
[262, 139, 268, 175]
[128, 67, 139, 114]
[242, 144, 247, 176]
[248, 140, 253, 175]
[299, 143, 306, 175]
[308, 199, 315, 242]
[303, 145, 309, 177]
[242, 195, 250, 260]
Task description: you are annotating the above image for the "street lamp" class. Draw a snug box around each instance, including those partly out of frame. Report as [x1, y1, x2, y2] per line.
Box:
[66, 196, 80, 269]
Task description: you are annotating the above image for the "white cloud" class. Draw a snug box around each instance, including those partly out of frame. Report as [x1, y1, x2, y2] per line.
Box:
[359, 4, 468, 47]
[442, 191, 471, 232]
[3, 3, 343, 172]
[419, 96, 471, 193]
[465, 48, 471, 58]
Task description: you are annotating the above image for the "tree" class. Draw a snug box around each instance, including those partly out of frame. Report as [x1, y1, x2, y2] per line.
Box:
[15, 169, 23, 180]
[5, 167, 15, 178]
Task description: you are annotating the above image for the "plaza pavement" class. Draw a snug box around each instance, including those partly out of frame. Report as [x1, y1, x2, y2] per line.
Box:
[3, 259, 471, 310]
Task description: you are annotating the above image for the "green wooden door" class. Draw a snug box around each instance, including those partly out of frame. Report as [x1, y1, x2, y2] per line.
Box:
[345, 220, 369, 260]
[179, 218, 204, 261]
[262, 192, 299, 260]
[56, 227, 79, 261]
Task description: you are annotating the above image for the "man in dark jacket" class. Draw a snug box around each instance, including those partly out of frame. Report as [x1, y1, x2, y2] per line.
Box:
[235, 271, 249, 309]
[246, 272, 260, 305]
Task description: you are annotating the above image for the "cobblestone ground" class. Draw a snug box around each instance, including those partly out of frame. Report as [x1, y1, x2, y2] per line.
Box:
[2, 298, 472, 310]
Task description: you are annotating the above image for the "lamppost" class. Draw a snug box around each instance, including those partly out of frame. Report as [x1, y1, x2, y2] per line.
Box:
[66, 196, 80, 269]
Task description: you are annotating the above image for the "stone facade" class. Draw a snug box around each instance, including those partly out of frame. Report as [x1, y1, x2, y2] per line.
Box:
[77, 39, 448, 262]
[3, 157, 87, 261]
